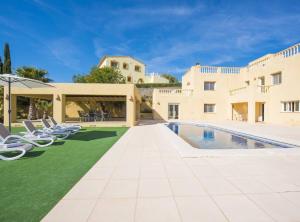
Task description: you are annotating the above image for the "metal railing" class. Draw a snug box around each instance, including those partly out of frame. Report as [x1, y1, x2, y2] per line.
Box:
[157, 89, 193, 96]
[229, 87, 247, 95]
[257, 85, 271, 93]
[229, 85, 272, 95]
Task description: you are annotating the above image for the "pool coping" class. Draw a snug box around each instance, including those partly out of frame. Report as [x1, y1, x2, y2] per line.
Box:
[158, 121, 300, 157]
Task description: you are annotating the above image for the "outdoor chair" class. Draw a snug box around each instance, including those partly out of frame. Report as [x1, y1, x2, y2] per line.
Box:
[78, 111, 88, 122]
[0, 123, 54, 148]
[0, 142, 33, 161]
[23, 120, 70, 140]
[49, 117, 81, 131]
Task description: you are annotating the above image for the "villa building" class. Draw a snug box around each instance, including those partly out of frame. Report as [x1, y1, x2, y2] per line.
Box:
[98, 56, 169, 84]
[153, 43, 300, 125]
[3, 43, 300, 127]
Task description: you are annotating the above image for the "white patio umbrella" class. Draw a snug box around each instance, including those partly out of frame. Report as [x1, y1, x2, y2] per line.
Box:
[0, 73, 54, 132]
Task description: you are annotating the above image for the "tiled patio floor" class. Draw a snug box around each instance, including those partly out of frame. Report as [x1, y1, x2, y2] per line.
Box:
[42, 122, 300, 222]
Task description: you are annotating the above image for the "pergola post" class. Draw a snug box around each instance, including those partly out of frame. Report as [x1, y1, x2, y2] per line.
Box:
[247, 101, 256, 123]
[11, 94, 17, 123]
[53, 93, 65, 123]
[126, 95, 135, 127]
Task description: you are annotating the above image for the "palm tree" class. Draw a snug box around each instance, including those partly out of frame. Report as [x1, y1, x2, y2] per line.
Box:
[36, 100, 53, 119]
[16, 66, 52, 120]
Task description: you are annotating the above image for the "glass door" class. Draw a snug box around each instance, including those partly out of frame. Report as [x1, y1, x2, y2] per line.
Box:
[168, 103, 179, 119]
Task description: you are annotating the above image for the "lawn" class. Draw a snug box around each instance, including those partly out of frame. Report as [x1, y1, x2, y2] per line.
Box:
[0, 127, 128, 222]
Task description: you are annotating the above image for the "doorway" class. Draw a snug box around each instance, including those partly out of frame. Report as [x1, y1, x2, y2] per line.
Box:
[258, 77, 265, 93]
[255, 102, 265, 122]
[168, 103, 179, 119]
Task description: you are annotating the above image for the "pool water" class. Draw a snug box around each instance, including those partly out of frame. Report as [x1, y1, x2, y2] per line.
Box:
[168, 123, 292, 149]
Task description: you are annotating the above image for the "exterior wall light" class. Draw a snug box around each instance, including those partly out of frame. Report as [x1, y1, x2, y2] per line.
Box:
[157, 102, 160, 105]
[5, 94, 9, 100]
[56, 95, 61, 101]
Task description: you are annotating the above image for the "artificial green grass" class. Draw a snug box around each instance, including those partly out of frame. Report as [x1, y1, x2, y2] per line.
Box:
[0, 127, 128, 222]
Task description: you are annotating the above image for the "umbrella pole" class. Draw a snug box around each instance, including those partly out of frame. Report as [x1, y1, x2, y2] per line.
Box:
[8, 78, 11, 133]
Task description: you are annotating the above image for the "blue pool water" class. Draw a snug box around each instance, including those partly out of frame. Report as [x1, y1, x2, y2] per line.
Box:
[167, 123, 293, 149]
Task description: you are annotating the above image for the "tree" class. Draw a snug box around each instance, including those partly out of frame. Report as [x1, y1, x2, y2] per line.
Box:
[36, 99, 53, 119]
[73, 66, 125, 83]
[0, 56, 3, 74]
[161, 74, 178, 84]
[16, 66, 52, 120]
[3, 43, 12, 74]
[0, 56, 3, 122]
[72, 74, 87, 83]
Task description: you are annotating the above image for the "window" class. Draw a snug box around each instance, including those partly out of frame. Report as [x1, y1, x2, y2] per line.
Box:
[272, 72, 282, 85]
[111, 61, 119, 68]
[123, 63, 129, 70]
[204, 104, 216, 113]
[204, 82, 215, 91]
[282, 101, 300, 112]
[135, 65, 141, 72]
[127, 76, 132, 82]
[137, 78, 144, 84]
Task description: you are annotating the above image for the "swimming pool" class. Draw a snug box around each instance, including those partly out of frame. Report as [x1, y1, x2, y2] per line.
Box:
[167, 123, 294, 149]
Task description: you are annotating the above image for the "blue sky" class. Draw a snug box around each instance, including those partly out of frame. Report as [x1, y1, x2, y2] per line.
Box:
[0, 0, 300, 82]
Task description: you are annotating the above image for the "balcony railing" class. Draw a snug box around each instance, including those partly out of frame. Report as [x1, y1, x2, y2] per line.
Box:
[157, 89, 193, 96]
[229, 87, 247, 95]
[199, 66, 241, 74]
[257, 85, 271, 93]
[229, 85, 272, 95]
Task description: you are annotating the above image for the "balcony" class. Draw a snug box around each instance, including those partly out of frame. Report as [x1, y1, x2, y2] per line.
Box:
[229, 85, 271, 96]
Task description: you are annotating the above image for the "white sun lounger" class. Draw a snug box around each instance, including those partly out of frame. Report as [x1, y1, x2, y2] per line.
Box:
[42, 119, 77, 135]
[23, 120, 70, 140]
[0, 123, 54, 148]
[0, 143, 33, 161]
[49, 116, 81, 132]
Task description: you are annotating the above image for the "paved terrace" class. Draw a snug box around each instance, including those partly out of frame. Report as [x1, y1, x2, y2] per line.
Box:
[43, 122, 300, 222]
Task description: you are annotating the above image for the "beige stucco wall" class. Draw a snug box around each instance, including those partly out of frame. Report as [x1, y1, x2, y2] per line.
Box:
[144, 73, 169, 84]
[153, 43, 300, 125]
[99, 56, 170, 84]
[99, 56, 146, 83]
[4, 83, 141, 127]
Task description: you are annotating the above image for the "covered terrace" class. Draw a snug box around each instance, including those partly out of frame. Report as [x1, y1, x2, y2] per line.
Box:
[3, 83, 141, 127]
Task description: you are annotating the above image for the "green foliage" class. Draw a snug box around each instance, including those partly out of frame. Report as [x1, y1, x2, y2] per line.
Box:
[16, 66, 52, 83]
[72, 74, 87, 83]
[136, 83, 182, 88]
[161, 73, 178, 83]
[15, 66, 52, 120]
[3, 43, 12, 74]
[73, 66, 125, 83]
[36, 99, 53, 119]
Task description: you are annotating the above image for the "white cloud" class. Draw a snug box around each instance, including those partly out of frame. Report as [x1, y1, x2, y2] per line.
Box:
[113, 4, 205, 16]
[48, 38, 81, 69]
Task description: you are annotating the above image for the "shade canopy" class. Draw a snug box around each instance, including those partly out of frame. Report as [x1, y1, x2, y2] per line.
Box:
[0, 73, 54, 132]
[0, 74, 53, 88]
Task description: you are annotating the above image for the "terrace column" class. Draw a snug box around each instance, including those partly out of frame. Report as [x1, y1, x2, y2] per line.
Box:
[126, 95, 135, 127]
[53, 94, 66, 123]
[3, 87, 17, 126]
[247, 101, 256, 123]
